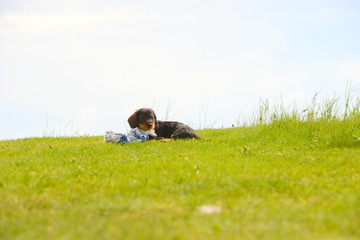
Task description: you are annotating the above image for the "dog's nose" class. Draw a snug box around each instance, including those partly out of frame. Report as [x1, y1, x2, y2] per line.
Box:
[147, 122, 153, 127]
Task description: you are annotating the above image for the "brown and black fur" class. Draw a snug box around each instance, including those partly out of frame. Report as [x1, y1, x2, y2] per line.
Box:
[128, 108, 200, 140]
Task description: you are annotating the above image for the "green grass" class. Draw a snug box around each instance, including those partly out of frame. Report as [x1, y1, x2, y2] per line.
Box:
[1, 116, 359, 239]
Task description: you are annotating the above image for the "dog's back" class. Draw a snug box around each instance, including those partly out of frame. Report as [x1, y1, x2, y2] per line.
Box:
[155, 120, 200, 139]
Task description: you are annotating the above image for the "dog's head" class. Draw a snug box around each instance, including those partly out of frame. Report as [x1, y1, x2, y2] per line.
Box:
[128, 108, 157, 131]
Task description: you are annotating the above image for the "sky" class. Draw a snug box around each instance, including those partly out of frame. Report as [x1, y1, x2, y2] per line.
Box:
[1, 0, 360, 140]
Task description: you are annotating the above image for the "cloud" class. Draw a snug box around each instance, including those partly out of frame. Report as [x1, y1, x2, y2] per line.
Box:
[62, 105, 98, 135]
[0, 13, 135, 36]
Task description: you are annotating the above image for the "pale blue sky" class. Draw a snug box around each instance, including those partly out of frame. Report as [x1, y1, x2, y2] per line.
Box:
[1, 0, 359, 140]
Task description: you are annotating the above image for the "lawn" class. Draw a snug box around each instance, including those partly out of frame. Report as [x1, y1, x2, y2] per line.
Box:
[0, 119, 359, 240]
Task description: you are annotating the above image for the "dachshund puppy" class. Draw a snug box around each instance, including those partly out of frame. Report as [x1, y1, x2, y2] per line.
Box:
[128, 108, 200, 139]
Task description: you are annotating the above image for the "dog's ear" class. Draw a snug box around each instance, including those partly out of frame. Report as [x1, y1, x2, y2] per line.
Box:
[128, 110, 139, 128]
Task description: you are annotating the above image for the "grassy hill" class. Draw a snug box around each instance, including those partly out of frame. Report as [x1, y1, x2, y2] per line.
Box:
[1, 117, 359, 240]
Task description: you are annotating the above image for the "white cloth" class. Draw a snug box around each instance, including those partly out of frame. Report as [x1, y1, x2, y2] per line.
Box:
[105, 128, 156, 144]
[128, 128, 156, 142]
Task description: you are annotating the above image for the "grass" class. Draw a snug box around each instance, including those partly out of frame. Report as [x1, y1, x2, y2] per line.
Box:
[1, 92, 360, 240]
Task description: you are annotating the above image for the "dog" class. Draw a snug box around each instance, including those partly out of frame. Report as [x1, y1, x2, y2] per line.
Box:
[128, 108, 200, 140]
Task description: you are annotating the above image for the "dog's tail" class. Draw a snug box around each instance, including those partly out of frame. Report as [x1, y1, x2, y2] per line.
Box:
[193, 134, 201, 140]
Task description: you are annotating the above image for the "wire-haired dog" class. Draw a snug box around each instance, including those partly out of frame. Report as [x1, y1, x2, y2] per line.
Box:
[128, 108, 200, 140]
